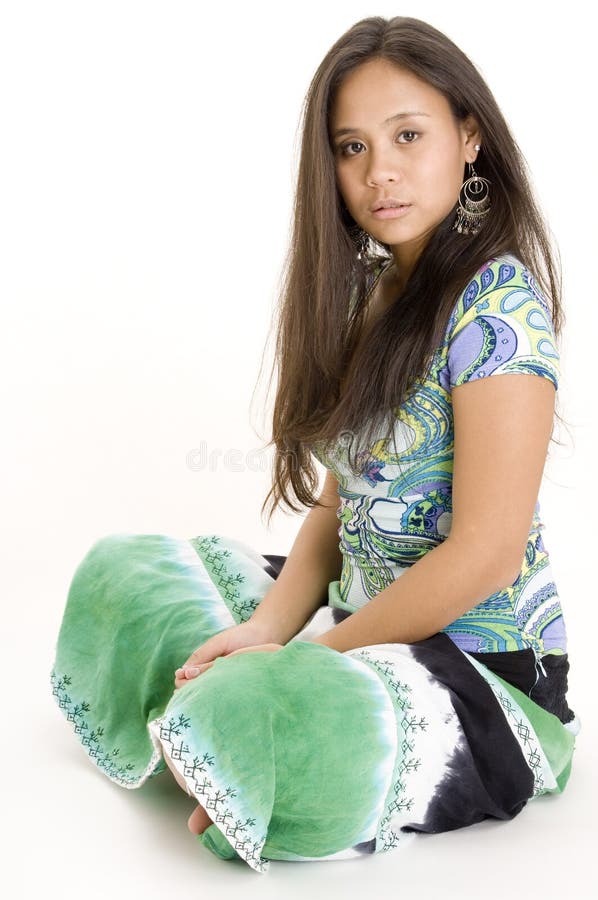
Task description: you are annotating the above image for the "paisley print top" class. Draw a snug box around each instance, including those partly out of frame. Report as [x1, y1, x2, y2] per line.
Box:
[311, 253, 568, 657]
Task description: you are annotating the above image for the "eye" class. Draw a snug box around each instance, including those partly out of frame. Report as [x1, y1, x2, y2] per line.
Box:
[337, 130, 421, 156]
[338, 140, 365, 157]
[397, 130, 420, 143]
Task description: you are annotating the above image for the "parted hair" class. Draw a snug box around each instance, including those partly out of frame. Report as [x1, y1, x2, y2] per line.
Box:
[256, 15, 566, 525]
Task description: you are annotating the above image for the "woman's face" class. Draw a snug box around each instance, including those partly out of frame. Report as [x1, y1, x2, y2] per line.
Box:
[329, 57, 481, 277]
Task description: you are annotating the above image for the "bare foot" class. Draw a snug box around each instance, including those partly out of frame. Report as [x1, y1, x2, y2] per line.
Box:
[187, 803, 213, 835]
[162, 750, 214, 835]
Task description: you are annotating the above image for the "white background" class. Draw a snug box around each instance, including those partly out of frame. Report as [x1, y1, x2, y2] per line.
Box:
[1, 1, 595, 897]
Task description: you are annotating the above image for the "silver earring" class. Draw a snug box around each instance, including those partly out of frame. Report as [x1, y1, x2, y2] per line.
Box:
[453, 159, 491, 236]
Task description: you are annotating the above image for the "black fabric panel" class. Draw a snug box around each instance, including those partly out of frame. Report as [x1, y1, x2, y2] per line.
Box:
[468, 646, 537, 694]
[400, 631, 534, 834]
[468, 647, 576, 725]
[261, 553, 287, 581]
[528, 653, 575, 724]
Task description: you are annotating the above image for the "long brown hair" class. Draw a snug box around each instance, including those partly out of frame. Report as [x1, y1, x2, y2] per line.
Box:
[255, 15, 567, 525]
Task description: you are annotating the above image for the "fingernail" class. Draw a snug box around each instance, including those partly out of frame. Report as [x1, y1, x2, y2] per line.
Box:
[184, 666, 200, 676]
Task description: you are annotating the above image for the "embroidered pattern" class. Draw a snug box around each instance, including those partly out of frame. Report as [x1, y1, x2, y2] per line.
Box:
[463, 655, 555, 796]
[492, 687, 545, 795]
[352, 649, 427, 852]
[189, 535, 260, 622]
[51, 670, 140, 786]
[154, 712, 270, 873]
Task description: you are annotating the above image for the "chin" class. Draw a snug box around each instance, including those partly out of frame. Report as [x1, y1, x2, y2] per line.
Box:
[372, 224, 417, 244]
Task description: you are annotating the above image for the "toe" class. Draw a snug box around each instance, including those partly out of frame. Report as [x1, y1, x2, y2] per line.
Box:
[187, 803, 212, 836]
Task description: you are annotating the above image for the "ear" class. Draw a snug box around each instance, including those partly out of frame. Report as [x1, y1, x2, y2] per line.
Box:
[460, 115, 482, 164]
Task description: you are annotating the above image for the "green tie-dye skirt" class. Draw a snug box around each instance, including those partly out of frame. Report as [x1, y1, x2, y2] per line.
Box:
[50, 532, 581, 873]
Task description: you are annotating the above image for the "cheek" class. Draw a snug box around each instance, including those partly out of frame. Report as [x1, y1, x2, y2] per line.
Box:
[336, 167, 357, 204]
[419, 154, 464, 208]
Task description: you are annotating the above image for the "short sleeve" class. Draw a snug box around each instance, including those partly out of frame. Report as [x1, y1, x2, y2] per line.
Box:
[447, 257, 560, 391]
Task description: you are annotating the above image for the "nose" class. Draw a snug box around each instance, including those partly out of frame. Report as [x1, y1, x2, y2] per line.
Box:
[364, 144, 401, 186]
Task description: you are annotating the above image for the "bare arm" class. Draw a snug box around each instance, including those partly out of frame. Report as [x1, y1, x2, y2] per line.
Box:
[310, 373, 556, 653]
[250, 469, 343, 644]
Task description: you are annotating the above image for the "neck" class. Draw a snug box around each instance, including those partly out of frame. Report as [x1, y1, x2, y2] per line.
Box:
[387, 258, 407, 296]
[390, 238, 426, 287]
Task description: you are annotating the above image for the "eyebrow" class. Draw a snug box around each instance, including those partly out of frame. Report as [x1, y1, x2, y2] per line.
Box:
[331, 111, 431, 140]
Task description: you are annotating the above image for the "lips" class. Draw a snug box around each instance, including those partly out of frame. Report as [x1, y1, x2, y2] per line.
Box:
[370, 198, 410, 211]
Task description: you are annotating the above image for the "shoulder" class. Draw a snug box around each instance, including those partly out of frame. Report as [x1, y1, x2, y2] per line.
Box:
[444, 253, 560, 391]
[447, 253, 552, 333]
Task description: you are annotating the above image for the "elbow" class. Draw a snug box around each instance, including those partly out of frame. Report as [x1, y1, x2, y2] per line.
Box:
[492, 541, 527, 588]
[487, 551, 523, 591]
[490, 558, 522, 590]
[447, 534, 523, 591]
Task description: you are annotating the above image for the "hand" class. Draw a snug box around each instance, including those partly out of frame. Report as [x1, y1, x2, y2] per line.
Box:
[182, 642, 284, 679]
[173, 620, 283, 689]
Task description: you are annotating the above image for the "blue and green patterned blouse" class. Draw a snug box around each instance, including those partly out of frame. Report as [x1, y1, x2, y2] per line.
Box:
[311, 253, 568, 657]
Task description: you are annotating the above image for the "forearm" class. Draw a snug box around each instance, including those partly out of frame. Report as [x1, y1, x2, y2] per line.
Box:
[309, 536, 519, 653]
[250, 498, 343, 644]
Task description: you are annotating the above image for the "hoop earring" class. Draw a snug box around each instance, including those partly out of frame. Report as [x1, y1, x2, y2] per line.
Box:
[453, 162, 492, 235]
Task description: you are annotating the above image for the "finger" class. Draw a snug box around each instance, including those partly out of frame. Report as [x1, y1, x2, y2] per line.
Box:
[184, 666, 202, 676]
[180, 643, 219, 669]
[174, 663, 201, 680]
[174, 651, 215, 675]
[174, 675, 197, 688]
[173, 669, 198, 690]
[174, 662, 213, 687]
[227, 644, 281, 657]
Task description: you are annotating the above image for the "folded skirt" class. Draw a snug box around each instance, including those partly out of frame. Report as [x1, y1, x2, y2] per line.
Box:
[50, 532, 581, 873]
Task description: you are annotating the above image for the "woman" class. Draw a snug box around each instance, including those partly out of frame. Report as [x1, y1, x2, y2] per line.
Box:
[50, 16, 581, 873]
